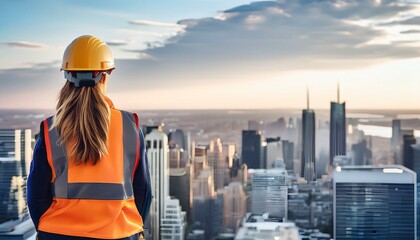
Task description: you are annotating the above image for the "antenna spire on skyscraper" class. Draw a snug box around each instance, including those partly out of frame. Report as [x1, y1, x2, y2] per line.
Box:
[306, 85, 310, 110]
[337, 81, 340, 103]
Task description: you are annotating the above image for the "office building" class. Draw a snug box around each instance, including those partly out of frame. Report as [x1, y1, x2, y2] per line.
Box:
[145, 126, 169, 240]
[160, 197, 187, 240]
[0, 129, 32, 177]
[329, 85, 346, 166]
[219, 182, 246, 232]
[169, 165, 193, 223]
[235, 213, 299, 240]
[334, 166, 416, 239]
[392, 119, 402, 164]
[403, 133, 416, 170]
[222, 144, 235, 169]
[168, 129, 190, 167]
[193, 146, 207, 178]
[192, 195, 223, 240]
[0, 160, 27, 224]
[207, 139, 227, 191]
[282, 140, 294, 171]
[251, 169, 288, 219]
[241, 130, 263, 169]
[301, 109, 315, 181]
[264, 137, 283, 169]
[169, 146, 181, 168]
[411, 144, 420, 182]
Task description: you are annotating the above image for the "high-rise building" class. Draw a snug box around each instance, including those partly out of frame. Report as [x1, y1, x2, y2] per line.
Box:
[235, 213, 300, 240]
[329, 85, 346, 166]
[350, 140, 372, 166]
[193, 167, 215, 198]
[193, 146, 207, 178]
[301, 109, 315, 181]
[207, 139, 227, 191]
[145, 126, 169, 240]
[192, 195, 223, 240]
[222, 144, 235, 169]
[282, 140, 294, 171]
[0, 129, 34, 239]
[0, 160, 27, 224]
[264, 137, 283, 169]
[160, 197, 187, 240]
[169, 146, 181, 168]
[169, 165, 193, 223]
[0, 129, 32, 177]
[218, 182, 246, 232]
[402, 133, 416, 169]
[241, 130, 263, 169]
[251, 169, 288, 219]
[392, 119, 402, 164]
[411, 144, 420, 182]
[334, 166, 416, 239]
[168, 129, 190, 167]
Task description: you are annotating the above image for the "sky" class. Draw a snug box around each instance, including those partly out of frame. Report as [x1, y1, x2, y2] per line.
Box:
[1, 0, 420, 110]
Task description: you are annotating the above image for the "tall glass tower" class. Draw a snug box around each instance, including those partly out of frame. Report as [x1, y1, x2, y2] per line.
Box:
[334, 166, 416, 239]
[241, 130, 263, 169]
[329, 85, 346, 166]
[301, 88, 315, 181]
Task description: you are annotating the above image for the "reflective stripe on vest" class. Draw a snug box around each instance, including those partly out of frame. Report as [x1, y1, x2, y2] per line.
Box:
[43, 110, 139, 200]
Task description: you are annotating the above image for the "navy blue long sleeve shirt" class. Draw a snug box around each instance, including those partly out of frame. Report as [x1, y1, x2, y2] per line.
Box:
[27, 121, 152, 235]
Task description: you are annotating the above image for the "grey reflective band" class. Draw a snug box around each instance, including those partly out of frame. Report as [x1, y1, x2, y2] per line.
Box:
[64, 71, 104, 87]
[45, 111, 139, 200]
[45, 117, 69, 198]
[67, 182, 133, 200]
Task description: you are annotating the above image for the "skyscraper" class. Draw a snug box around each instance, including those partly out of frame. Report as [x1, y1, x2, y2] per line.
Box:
[0, 160, 27, 224]
[282, 140, 294, 171]
[264, 137, 283, 169]
[193, 146, 207, 178]
[160, 198, 187, 240]
[334, 166, 416, 239]
[392, 119, 402, 164]
[301, 89, 316, 181]
[402, 133, 416, 169]
[145, 126, 169, 240]
[0, 129, 32, 177]
[207, 139, 227, 191]
[192, 168, 223, 239]
[329, 85, 346, 166]
[241, 130, 263, 169]
[251, 169, 288, 219]
[169, 165, 193, 223]
[168, 129, 190, 167]
[411, 144, 420, 182]
[218, 182, 246, 232]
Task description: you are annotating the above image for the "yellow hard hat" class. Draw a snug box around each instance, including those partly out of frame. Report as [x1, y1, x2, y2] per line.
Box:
[61, 35, 115, 71]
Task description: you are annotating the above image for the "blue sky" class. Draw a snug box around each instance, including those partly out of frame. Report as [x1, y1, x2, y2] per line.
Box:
[2, 0, 420, 109]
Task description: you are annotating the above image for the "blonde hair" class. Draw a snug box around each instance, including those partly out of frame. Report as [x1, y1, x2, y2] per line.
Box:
[53, 81, 110, 165]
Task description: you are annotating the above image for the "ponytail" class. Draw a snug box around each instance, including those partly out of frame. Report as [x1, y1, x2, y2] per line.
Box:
[53, 81, 110, 165]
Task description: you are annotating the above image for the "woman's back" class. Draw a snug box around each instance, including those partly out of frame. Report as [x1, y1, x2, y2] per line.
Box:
[27, 35, 151, 240]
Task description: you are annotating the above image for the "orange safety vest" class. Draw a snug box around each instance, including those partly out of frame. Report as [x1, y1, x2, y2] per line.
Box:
[38, 103, 143, 239]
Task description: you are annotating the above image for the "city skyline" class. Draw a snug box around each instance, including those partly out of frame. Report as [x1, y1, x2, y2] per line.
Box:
[2, 0, 420, 109]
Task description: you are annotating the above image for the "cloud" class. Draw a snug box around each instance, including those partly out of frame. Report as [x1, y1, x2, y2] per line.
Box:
[383, 16, 420, 25]
[3, 41, 47, 48]
[128, 20, 185, 29]
[106, 39, 133, 46]
[400, 29, 420, 34]
[3, 0, 420, 104]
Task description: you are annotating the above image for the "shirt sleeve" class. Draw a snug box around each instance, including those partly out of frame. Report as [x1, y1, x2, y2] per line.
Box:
[133, 128, 152, 223]
[27, 121, 53, 230]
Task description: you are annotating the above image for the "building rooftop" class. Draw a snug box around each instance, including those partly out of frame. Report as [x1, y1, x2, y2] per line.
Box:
[334, 165, 416, 184]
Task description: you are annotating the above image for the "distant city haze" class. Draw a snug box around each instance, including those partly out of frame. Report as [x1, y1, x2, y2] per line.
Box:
[2, 0, 420, 109]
